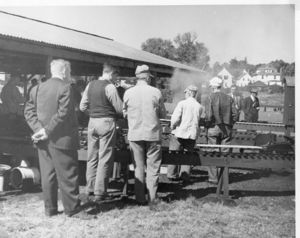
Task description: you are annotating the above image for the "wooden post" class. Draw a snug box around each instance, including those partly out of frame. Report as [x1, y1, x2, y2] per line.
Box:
[223, 166, 229, 197]
[216, 167, 224, 196]
[122, 164, 129, 196]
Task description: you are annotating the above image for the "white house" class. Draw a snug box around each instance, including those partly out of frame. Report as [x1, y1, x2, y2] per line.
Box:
[252, 66, 281, 85]
[217, 67, 233, 88]
[236, 69, 253, 87]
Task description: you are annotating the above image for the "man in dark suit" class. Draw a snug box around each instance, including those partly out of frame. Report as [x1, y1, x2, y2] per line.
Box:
[24, 59, 86, 218]
[243, 88, 260, 122]
[229, 85, 242, 121]
[204, 77, 238, 183]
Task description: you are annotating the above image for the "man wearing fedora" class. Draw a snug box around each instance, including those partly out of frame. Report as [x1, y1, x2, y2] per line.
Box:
[243, 88, 260, 122]
[123, 64, 166, 205]
[167, 84, 204, 182]
[204, 77, 238, 184]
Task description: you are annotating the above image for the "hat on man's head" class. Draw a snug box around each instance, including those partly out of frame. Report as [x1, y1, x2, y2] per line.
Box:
[135, 65, 153, 79]
[209, 77, 223, 87]
[184, 85, 198, 93]
[250, 88, 258, 93]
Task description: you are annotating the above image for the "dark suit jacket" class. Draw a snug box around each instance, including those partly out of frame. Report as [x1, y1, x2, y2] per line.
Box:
[205, 91, 238, 127]
[243, 96, 259, 122]
[24, 77, 79, 150]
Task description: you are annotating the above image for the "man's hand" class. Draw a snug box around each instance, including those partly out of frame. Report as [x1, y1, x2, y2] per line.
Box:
[32, 128, 48, 143]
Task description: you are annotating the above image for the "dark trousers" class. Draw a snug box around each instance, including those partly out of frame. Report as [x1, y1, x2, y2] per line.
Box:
[206, 124, 232, 182]
[37, 144, 80, 216]
[167, 136, 195, 179]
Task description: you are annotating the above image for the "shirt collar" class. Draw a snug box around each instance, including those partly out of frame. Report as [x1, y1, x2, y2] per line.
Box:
[136, 80, 148, 86]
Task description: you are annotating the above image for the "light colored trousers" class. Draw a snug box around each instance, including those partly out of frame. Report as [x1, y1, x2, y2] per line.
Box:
[206, 124, 232, 182]
[86, 117, 116, 196]
[129, 141, 162, 203]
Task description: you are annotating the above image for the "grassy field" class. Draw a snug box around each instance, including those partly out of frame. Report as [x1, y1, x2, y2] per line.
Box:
[0, 167, 295, 238]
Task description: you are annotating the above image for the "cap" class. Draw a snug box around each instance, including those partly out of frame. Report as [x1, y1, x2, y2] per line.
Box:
[135, 65, 153, 79]
[250, 88, 258, 93]
[209, 77, 223, 87]
[184, 85, 198, 93]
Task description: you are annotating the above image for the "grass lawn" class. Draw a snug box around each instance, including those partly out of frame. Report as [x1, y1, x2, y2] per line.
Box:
[0, 167, 295, 238]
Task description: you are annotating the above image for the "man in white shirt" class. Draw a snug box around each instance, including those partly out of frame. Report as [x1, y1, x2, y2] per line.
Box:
[167, 85, 204, 182]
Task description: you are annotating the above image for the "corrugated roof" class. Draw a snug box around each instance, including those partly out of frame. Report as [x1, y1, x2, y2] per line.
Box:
[0, 11, 202, 73]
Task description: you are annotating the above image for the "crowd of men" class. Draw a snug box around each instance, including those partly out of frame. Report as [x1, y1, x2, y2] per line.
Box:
[5, 58, 260, 219]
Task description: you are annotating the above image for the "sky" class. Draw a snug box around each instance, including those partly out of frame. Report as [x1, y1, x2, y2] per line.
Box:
[0, 4, 295, 66]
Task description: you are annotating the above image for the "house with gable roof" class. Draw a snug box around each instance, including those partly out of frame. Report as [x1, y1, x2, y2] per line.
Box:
[252, 66, 281, 85]
[236, 69, 253, 87]
[217, 67, 233, 88]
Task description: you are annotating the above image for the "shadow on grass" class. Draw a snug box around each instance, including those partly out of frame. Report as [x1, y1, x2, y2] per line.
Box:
[156, 169, 294, 203]
[229, 170, 273, 184]
[229, 169, 293, 184]
[230, 189, 295, 199]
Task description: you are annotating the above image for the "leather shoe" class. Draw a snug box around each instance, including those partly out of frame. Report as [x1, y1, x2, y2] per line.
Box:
[136, 200, 148, 206]
[68, 210, 96, 220]
[67, 206, 96, 220]
[149, 198, 162, 211]
[45, 210, 58, 217]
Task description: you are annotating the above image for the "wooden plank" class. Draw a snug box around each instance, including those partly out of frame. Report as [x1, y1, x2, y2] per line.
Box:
[196, 144, 263, 150]
[233, 122, 295, 133]
[161, 150, 295, 171]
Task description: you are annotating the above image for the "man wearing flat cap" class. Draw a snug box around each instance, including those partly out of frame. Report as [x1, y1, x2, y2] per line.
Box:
[167, 84, 204, 182]
[243, 88, 260, 122]
[204, 77, 238, 184]
[123, 64, 166, 205]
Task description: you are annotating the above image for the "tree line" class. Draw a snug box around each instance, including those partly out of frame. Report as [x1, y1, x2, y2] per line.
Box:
[141, 32, 295, 77]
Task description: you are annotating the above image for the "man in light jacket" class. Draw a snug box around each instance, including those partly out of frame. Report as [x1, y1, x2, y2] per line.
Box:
[167, 85, 204, 182]
[123, 64, 166, 205]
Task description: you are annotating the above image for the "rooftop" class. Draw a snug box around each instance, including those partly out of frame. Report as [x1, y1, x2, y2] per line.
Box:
[0, 11, 201, 73]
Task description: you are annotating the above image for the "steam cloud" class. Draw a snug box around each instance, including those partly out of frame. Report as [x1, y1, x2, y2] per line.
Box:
[166, 68, 212, 113]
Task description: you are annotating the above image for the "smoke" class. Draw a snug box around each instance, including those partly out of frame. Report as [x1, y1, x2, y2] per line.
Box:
[166, 68, 212, 112]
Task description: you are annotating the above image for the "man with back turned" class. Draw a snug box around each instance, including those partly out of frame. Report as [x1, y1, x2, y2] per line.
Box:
[24, 59, 89, 218]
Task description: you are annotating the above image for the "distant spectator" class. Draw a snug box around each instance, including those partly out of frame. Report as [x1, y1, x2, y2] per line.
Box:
[228, 85, 242, 121]
[243, 88, 260, 122]
[26, 78, 38, 101]
[0, 73, 25, 118]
